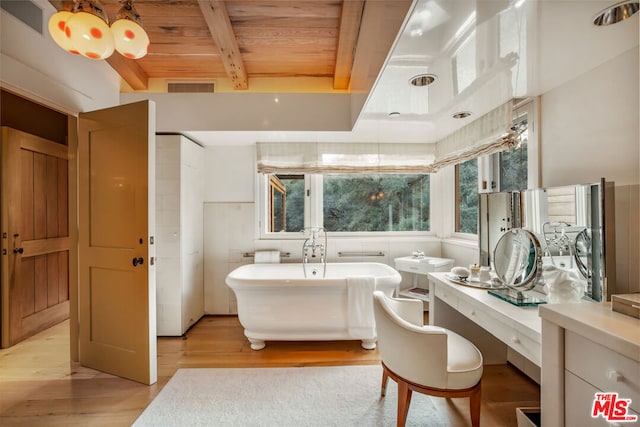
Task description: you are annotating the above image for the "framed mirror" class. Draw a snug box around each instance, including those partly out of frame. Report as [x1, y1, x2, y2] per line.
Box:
[479, 179, 615, 302]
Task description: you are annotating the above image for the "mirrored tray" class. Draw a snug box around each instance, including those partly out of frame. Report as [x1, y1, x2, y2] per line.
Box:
[488, 289, 547, 306]
[445, 274, 506, 290]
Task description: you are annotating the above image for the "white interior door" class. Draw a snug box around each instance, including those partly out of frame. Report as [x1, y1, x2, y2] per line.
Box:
[78, 100, 156, 385]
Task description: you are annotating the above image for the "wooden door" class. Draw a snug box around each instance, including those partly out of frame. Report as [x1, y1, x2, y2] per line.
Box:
[0, 127, 70, 348]
[77, 101, 157, 385]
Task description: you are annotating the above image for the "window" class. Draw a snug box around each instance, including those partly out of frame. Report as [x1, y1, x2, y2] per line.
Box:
[264, 174, 430, 234]
[268, 174, 304, 232]
[323, 174, 430, 232]
[455, 158, 478, 234]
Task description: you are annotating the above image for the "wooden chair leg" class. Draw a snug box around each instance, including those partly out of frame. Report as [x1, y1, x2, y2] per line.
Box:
[381, 370, 389, 397]
[397, 381, 412, 427]
[469, 381, 481, 427]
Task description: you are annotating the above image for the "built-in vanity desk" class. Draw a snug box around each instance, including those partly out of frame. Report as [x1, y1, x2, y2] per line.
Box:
[428, 272, 542, 381]
[539, 303, 640, 427]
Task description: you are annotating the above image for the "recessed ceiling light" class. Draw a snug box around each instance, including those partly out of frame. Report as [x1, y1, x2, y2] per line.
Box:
[593, 1, 639, 26]
[409, 74, 437, 87]
[453, 111, 472, 119]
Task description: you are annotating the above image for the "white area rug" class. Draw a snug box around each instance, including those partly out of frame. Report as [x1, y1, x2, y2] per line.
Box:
[133, 365, 456, 426]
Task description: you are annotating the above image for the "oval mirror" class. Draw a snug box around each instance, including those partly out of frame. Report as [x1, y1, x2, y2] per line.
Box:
[493, 228, 541, 291]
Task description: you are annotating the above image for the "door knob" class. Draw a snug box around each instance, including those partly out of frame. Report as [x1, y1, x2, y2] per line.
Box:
[13, 247, 24, 254]
[132, 257, 144, 267]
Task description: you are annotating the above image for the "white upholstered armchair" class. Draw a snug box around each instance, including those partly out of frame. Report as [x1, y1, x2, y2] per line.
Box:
[372, 291, 484, 427]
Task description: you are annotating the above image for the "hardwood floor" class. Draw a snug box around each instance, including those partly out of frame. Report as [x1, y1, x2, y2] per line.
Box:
[0, 316, 540, 426]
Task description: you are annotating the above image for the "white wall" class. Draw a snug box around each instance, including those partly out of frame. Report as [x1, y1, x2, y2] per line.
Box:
[203, 202, 254, 314]
[204, 146, 255, 203]
[613, 185, 640, 294]
[0, 0, 120, 114]
[540, 47, 639, 188]
[121, 92, 353, 133]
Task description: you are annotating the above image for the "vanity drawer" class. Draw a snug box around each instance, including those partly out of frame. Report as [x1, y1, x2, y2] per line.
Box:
[565, 331, 640, 412]
[458, 298, 540, 365]
[458, 298, 506, 337]
[434, 285, 459, 308]
[511, 328, 540, 367]
[565, 370, 640, 426]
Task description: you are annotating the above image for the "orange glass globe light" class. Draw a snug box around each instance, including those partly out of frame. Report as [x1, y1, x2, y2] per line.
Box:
[48, 11, 78, 54]
[111, 19, 149, 59]
[64, 11, 114, 60]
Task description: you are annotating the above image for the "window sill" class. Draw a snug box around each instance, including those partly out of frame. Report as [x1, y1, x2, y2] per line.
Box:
[441, 236, 478, 249]
[260, 232, 438, 241]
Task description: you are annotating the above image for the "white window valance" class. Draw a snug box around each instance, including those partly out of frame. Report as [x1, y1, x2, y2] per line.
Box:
[430, 101, 518, 171]
[257, 142, 437, 174]
[257, 101, 518, 174]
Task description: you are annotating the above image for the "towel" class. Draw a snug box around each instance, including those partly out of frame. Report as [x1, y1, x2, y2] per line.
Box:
[542, 265, 586, 303]
[347, 276, 376, 339]
[254, 250, 280, 264]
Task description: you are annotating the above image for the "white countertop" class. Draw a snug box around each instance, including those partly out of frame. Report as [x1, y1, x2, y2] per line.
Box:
[539, 302, 640, 362]
[394, 256, 454, 268]
[428, 272, 542, 337]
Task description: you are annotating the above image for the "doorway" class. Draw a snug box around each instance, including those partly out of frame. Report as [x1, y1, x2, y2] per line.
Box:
[0, 91, 70, 348]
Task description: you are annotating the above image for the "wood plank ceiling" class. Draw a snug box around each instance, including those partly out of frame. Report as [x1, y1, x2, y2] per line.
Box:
[49, 0, 377, 92]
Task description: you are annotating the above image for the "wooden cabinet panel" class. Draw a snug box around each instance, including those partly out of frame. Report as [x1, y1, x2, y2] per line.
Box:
[33, 152, 47, 240]
[58, 158, 68, 237]
[58, 251, 69, 302]
[46, 155, 59, 239]
[47, 252, 59, 306]
[20, 258, 36, 317]
[20, 150, 34, 241]
[34, 255, 48, 313]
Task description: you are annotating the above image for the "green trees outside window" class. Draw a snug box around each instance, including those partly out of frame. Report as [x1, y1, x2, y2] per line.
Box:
[268, 174, 430, 233]
[323, 175, 430, 232]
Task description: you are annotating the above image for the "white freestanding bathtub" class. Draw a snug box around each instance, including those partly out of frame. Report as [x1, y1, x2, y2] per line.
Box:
[225, 262, 401, 350]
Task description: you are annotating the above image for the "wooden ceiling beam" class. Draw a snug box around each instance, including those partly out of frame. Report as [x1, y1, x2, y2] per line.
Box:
[198, 0, 249, 90]
[106, 55, 149, 90]
[333, 0, 364, 90]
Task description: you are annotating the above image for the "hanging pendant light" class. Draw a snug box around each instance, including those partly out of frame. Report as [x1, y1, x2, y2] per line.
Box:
[63, 0, 115, 60]
[48, 0, 149, 60]
[48, 10, 78, 54]
[111, 0, 149, 59]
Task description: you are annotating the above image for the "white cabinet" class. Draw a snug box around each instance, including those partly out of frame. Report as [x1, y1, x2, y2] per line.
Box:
[395, 257, 453, 309]
[394, 256, 454, 276]
[540, 303, 640, 426]
[156, 135, 204, 336]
